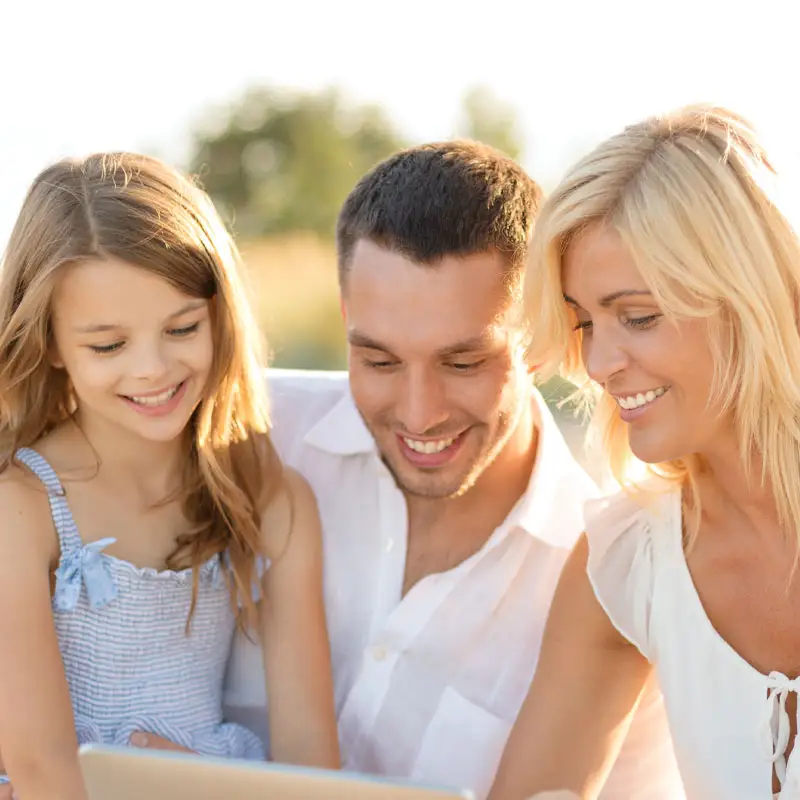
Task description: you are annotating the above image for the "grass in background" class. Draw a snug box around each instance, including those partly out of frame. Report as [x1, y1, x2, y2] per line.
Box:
[241, 234, 346, 369]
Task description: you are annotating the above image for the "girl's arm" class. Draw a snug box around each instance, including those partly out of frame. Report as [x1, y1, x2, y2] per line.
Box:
[258, 467, 340, 769]
[487, 536, 652, 800]
[0, 472, 87, 800]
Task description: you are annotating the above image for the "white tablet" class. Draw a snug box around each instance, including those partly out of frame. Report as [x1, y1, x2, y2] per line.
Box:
[78, 744, 476, 800]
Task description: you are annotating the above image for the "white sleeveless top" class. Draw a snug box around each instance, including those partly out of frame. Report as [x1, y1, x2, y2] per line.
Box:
[586, 483, 800, 800]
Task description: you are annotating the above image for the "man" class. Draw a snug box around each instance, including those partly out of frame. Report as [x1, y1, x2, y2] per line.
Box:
[143, 142, 684, 799]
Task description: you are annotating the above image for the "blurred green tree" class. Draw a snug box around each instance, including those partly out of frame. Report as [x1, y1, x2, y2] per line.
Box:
[188, 86, 409, 239]
[456, 85, 525, 161]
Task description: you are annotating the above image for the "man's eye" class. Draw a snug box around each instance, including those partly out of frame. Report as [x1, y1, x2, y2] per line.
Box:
[449, 360, 484, 372]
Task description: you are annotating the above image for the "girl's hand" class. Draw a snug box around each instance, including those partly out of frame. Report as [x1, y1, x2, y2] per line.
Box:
[528, 793, 581, 799]
[129, 732, 194, 754]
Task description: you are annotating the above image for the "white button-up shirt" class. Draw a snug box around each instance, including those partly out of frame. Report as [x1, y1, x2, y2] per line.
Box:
[223, 369, 684, 800]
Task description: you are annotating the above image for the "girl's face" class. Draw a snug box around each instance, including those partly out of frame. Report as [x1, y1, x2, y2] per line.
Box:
[50, 256, 214, 445]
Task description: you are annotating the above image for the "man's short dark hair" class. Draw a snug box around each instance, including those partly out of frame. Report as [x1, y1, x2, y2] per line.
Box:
[336, 140, 542, 289]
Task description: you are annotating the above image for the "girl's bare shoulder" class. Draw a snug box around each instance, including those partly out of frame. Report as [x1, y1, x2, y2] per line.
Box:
[0, 458, 60, 564]
[259, 467, 320, 565]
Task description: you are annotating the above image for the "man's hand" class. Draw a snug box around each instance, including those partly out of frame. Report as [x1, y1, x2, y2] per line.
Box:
[129, 732, 195, 754]
[0, 781, 14, 800]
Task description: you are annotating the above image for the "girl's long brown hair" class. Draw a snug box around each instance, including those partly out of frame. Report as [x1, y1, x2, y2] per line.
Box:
[0, 152, 283, 628]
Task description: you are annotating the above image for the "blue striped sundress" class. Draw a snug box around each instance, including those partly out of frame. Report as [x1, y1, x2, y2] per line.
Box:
[11, 447, 267, 762]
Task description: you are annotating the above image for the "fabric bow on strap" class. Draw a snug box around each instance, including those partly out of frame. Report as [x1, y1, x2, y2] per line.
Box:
[761, 670, 800, 791]
[54, 537, 119, 612]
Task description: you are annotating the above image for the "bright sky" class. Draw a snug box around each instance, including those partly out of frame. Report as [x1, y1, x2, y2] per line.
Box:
[2, 0, 797, 248]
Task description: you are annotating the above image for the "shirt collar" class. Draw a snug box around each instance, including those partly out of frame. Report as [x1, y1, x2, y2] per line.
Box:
[303, 380, 597, 547]
[303, 382, 377, 455]
[501, 388, 599, 547]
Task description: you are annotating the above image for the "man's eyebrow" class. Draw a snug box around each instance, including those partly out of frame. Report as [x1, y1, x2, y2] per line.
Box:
[73, 300, 207, 334]
[563, 290, 653, 308]
[347, 330, 392, 351]
[436, 333, 497, 357]
[347, 331, 497, 357]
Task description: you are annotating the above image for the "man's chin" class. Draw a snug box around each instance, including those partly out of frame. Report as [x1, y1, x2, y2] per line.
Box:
[379, 438, 482, 498]
[392, 466, 476, 500]
[399, 482, 466, 500]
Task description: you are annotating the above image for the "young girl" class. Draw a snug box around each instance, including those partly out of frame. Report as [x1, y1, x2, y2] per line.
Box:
[0, 152, 340, 799]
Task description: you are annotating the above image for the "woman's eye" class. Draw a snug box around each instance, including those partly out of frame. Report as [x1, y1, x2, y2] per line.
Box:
[624, 314, 661, 329]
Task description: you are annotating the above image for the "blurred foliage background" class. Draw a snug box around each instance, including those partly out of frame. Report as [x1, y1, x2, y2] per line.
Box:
[189, 82, 528, 370]
[186, 82, 585, 459]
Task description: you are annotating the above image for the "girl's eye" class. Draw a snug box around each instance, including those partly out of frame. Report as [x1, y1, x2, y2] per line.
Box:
[169, 322, 200, 337]
[573, 320, 592, 331]
[89, 342, 124, 354]
[88, 322, 201, 354]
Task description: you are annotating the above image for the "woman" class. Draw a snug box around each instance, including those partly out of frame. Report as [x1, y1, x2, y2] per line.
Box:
[488, 105, 800, 799]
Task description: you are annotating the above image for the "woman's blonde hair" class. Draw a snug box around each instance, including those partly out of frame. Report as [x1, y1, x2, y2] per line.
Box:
[525, 104, 800, 542]
[0, 152, 283, 626]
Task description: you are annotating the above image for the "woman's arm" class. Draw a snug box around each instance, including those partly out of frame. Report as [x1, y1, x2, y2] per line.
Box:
[0, 473, 87, 800]
[488, 535, 652, 800]
[258, 467, 340, 769]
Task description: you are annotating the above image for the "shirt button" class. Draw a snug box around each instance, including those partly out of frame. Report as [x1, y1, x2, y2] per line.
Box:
[371, 645, 388, 662]
[384, 538, 394, 553]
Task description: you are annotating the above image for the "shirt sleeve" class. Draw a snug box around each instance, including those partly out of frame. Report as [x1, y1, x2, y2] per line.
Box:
[584, 488, 670, 661]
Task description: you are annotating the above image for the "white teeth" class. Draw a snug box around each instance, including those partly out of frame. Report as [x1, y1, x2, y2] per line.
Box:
[127, 384, 181, 407]
[617, 386, 667, 410]
[403, 436, 456, 454]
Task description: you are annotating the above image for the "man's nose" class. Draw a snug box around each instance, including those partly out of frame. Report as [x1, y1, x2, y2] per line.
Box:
[395, 368, 449, 435]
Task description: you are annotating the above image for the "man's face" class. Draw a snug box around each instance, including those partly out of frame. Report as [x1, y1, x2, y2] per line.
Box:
[344, 240, 532, 499]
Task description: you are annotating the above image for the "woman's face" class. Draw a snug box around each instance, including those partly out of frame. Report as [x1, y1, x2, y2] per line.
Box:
[562, 223, 730, 464]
